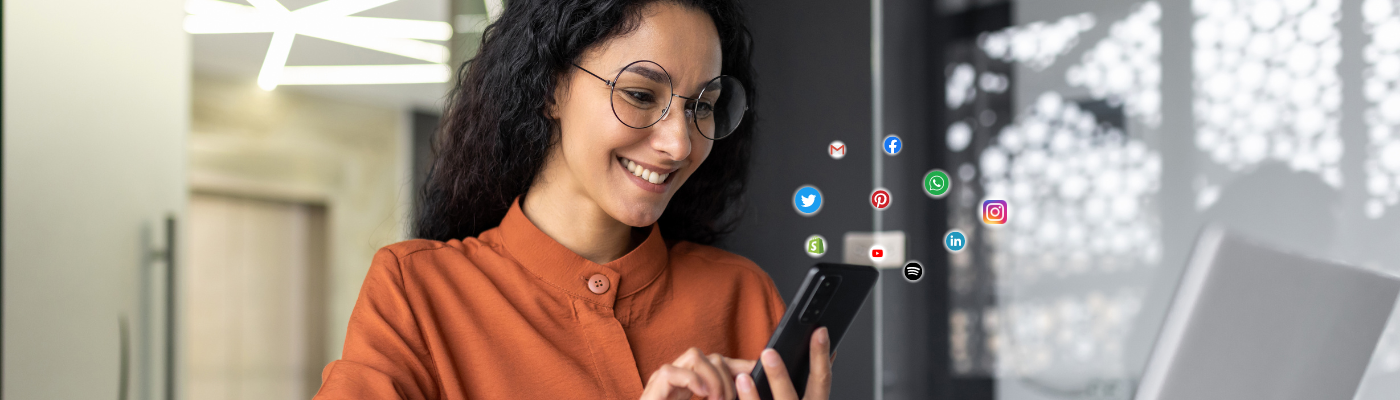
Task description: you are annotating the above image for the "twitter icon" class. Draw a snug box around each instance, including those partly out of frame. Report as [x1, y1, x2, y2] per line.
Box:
[793, 185, 823, 215]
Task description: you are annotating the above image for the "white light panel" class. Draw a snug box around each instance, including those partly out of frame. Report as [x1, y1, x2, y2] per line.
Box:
[184, 0, 451, 89]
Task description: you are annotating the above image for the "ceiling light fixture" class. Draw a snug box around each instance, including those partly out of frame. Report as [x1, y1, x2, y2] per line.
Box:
[184, 0, 452, 90]
[280, 64, 452, 85]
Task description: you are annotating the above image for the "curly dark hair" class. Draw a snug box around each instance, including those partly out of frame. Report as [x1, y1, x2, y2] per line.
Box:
[414, 0, 755, 245]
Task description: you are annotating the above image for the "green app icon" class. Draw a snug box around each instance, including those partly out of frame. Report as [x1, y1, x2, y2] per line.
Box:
[805, 235, 826, 258]
[924, 169, 951, 198]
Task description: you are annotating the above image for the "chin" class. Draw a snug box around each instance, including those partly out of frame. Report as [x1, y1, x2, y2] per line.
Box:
[608, 197, 669, 227]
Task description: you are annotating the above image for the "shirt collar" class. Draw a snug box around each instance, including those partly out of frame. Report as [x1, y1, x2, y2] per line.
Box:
[497, 197, 669, 306]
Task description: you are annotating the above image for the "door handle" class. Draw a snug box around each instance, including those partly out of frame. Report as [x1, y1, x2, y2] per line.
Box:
[163, 215, 176, 400]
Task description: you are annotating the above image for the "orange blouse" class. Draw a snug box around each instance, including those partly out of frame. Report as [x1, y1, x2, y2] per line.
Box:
[313, 199, 786, 400]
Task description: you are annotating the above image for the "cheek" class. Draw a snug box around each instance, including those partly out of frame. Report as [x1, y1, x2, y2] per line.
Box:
[559, 103, 626, 165]
[564, 126, 625, 176]
[689, 136, 714, 170]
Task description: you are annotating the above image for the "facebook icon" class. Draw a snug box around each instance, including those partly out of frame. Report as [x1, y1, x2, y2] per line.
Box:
[882, 134, 902, 155]
[944, 230, 966, 252]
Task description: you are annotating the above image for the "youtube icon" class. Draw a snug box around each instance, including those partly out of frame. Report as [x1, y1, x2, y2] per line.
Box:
[868, 244, 886, 264]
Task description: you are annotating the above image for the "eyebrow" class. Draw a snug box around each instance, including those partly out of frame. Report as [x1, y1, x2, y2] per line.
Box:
[700, 79, 722, 93]
[680, 79, 724, 99]
[616, 63, 724, 96]
[620, 64, 669, 84]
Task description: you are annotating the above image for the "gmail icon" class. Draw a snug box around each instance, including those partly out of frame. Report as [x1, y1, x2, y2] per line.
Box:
[829, 140, 847, 160]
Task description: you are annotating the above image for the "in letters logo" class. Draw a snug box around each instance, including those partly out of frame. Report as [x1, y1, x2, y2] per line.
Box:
[945, 230, 967, 252]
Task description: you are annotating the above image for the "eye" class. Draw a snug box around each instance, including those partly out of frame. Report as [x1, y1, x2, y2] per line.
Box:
[623, 89, 657, 106]
[692, 101, 715, 118]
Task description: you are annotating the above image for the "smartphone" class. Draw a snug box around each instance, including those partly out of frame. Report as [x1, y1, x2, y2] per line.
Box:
[750, 263, 879, 400]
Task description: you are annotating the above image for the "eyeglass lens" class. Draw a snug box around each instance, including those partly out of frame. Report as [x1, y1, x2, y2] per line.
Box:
[690, 76, 747, 140]
[609, 60, 747, 140]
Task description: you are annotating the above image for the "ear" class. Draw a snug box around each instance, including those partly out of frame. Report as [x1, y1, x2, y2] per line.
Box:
[545, 100, 560, 120]
[544, 96, 560, 120]
[545, 73, 571, 120]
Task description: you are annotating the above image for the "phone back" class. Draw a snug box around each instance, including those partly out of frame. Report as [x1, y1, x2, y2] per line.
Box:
[752, 263, 879, 399]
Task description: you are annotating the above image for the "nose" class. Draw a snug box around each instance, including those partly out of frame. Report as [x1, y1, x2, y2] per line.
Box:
[652, 96, 692, 161]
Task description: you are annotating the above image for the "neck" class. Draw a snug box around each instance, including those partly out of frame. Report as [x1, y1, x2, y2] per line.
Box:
[521, 177, 641, 265]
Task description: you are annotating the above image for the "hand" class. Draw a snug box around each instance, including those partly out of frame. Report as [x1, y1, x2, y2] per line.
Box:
[639, 347, 757, 400]
[735, 327, 832, 400]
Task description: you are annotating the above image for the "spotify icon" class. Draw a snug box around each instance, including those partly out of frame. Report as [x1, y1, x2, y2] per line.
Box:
[903, 261, 924, 283]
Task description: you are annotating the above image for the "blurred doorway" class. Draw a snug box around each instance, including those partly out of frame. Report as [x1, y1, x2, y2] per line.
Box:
[185, 193, 328, 400]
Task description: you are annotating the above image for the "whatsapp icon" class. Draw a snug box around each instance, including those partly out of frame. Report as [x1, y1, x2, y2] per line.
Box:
[924, 169, 951, 198]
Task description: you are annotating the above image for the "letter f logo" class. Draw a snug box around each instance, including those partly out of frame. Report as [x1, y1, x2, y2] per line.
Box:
[882, 135, 902, 155]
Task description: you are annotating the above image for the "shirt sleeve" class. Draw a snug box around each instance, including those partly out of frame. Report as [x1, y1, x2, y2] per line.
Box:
[762, 273, 787, 332]
[314, 248, 442, 400]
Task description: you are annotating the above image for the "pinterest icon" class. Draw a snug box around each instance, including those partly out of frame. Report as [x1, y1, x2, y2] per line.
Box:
[870, 188, 891, 210]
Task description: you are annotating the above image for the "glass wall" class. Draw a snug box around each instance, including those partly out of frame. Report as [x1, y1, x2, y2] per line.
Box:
[934, 1, 1400, 398]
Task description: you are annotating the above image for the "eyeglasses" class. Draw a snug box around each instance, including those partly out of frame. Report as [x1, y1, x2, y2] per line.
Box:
[573, 60, 748, 140]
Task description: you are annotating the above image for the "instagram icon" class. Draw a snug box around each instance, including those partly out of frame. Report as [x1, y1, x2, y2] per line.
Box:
[982, 200, 1008, 225]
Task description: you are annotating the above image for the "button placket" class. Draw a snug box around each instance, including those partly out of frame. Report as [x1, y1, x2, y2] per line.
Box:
[572, 298, 645, 399]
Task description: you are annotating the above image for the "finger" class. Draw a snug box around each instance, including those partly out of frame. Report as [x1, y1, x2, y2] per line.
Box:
[636, 378, 687, 400]
[708, 354, 737, 400]
[722, 357, 757, 376]
[682, 349, 727, 400]
[804, 327, 833, 400]
[646, 364, 709, 399]
[672, 349, 718, 398]
[735, 372, 762, 400]
[759, 349, 800, 400]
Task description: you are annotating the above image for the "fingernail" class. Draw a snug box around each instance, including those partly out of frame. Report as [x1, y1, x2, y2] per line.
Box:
[818, 328, 829, 345]
[737, 374, 754, 393]
[762, 349, 780, 367]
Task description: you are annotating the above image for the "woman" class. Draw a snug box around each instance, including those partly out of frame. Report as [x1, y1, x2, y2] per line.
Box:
[312, 0, 832, 399]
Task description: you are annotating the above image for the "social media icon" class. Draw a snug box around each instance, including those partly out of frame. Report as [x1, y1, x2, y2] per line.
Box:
[923, 169, 950, 198]
[805, 235, 827, 258]
[869, 244, 886, 263]
[945, 230, 967, 252]
[982, 200, 1008, 225]
[903, 261, 924, 282]
[793, 185, 823, 215]
[829, 140, 846, 160]
[871, 188, 891, 210]
[882, 135, 902, 155]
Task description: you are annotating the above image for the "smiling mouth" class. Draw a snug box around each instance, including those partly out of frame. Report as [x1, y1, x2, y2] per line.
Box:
[618, 157, 676, 185]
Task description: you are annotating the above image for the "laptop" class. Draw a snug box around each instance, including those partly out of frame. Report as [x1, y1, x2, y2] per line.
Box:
[1134, 226, 1400, 400]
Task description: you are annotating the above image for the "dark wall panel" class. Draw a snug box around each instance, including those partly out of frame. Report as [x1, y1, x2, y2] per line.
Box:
[729, 0, 875, 398]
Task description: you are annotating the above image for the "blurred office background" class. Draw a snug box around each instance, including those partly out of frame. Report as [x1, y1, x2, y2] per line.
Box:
[4, 0, 1399, 399]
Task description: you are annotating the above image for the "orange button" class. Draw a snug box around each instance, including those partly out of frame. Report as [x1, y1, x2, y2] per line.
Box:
[587, 274, 610, 294]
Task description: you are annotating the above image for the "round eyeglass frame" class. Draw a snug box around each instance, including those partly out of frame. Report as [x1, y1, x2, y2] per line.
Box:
[572, 60, 747, 140]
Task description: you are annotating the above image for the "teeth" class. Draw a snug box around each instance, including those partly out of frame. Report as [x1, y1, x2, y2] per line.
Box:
[622, 158, 669, 185]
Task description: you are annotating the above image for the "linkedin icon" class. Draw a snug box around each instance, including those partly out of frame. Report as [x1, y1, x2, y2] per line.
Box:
[945, 230, 967, 252]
